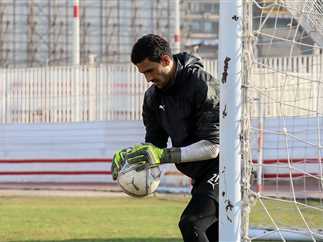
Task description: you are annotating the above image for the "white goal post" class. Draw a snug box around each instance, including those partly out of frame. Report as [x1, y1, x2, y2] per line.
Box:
[218, 1, 242, 242]
[219, 0, 323, 241]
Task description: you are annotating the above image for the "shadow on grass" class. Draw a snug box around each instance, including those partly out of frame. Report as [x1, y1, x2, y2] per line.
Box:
[10, 239, 182, 242]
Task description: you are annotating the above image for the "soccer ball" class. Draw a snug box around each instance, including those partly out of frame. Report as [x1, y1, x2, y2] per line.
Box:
[117, 160, 161, 197]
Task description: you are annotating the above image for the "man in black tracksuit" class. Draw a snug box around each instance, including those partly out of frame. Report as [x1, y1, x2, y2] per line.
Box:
[112, 34, 220, 242]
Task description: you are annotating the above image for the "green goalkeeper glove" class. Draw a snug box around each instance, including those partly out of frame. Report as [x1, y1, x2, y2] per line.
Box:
[111, 148, 130, 180]
[126, 143, 181, 166]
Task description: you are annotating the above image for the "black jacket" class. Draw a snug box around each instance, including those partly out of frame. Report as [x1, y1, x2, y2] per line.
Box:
[142, 52, 220, 181]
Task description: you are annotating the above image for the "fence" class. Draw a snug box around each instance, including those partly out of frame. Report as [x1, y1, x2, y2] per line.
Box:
[0, 61, 217, 123]
[0, 65, 147, 123]
[0, 55, 322, 124]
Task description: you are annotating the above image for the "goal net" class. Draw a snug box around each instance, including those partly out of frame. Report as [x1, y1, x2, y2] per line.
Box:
[242, 0, 323, 241]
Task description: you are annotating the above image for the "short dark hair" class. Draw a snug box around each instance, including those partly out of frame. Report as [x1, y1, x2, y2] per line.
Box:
[131, 34, 172, 64]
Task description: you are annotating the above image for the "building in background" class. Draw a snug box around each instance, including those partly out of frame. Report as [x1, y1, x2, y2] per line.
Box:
[0, 0, 317, 67]
[181, 0, 219, 59]
[181, 0, 316, 59]
[0, 0, 177, 67]
[252, 0, 315, 57]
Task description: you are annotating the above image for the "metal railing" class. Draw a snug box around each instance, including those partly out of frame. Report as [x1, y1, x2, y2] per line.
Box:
[0, 60, 218, 124]
[0, 55, 321, 124]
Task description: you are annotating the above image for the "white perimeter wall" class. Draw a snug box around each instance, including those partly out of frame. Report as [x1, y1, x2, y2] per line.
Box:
[0, 117, 322, 186]
[0, 121, 191, 191]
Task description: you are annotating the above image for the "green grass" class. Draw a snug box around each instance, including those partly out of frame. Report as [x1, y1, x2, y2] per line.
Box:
[0, 195, 322, 242]
[250, 198, 323, 230]
[0, 196, 184, 242]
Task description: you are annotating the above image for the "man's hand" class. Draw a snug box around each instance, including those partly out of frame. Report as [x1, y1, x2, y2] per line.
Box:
[126, 143, 181, 166]
[111, 148, 129, 180]
[126, 143, 164, 166]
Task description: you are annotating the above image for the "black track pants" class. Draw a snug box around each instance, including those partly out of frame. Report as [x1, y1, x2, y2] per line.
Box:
[178, 195, 219, 242]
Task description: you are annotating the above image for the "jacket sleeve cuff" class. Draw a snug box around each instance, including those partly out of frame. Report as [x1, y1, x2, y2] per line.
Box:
[160, 148, 181, 163]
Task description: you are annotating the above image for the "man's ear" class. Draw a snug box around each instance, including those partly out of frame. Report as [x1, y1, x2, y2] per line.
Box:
[160, 55, 172, 66]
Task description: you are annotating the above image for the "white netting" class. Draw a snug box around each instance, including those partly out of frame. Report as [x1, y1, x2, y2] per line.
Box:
[242, 1, 323, 241]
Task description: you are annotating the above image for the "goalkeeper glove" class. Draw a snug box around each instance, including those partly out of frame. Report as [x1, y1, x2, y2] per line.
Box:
[111, 148, 130, 180]
[126, 143, 181, 166]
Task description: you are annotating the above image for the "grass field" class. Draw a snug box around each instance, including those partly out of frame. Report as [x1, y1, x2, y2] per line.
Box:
[0, 194, 322, 242]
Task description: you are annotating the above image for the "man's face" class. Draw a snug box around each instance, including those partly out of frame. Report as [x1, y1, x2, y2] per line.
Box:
[136, 55, 173, 89]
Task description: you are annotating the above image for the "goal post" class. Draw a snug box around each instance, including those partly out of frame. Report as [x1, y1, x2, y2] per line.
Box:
[219, 0, 323, 241]
[218, 1, 243, 241]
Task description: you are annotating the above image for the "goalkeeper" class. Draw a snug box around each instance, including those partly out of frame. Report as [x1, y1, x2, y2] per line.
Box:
[112, 34, 220, 242]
